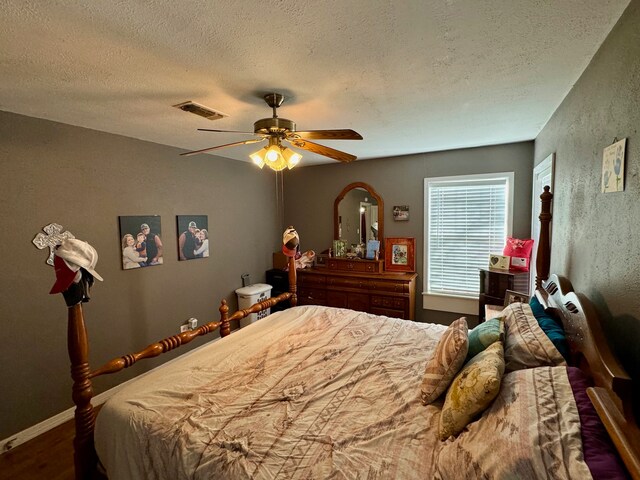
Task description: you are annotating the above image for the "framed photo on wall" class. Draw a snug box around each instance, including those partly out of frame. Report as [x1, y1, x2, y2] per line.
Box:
[177, 215, 209, 260]
[118, 215, 163, 269]
[392, 205, 409, 221]
[384, 237, 415, 272]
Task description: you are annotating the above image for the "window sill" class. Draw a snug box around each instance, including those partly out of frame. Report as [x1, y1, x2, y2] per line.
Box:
[422, 292, 478, 315]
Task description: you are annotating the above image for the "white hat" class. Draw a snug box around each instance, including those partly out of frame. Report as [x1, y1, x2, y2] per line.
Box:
[282, 226, 299, 257]
[55, 238, 103, 281]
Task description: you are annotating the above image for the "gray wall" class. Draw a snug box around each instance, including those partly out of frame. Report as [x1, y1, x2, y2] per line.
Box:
[283, 141, 534, 325]
[0, 111, 279, 439]
[534, 0, 640, 394]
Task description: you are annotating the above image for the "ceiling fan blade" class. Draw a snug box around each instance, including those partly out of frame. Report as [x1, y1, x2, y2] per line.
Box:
[288, 139, 357, 163]
[180, 139, 264, 157]
[197, 128, 257, 135]
[290, 129, 363, 140]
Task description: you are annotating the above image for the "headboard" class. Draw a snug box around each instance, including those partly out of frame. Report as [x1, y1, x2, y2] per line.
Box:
[536, 276, 640, 479]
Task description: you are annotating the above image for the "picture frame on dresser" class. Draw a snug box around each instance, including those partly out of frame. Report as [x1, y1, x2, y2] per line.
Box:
[384, 237, 415, 272]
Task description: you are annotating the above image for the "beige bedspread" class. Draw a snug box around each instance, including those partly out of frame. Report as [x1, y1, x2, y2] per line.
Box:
[95, 306, 591, 479]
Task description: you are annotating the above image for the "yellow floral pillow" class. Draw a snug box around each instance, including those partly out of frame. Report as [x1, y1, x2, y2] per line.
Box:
[439, 341, 505, 440]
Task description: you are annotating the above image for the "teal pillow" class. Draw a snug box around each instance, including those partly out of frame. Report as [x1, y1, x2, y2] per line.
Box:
[466, 318, 504, 361]
[529, 296, 570, 362]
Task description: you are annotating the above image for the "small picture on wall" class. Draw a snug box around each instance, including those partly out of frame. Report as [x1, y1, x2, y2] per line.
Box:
[118, 215, 164, 269]
[393, 205, 409, 221]
[177, 215, 209, 260]
[602, 138, 626, 193]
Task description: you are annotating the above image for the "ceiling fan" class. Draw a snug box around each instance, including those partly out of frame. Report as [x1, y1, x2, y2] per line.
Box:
[180, 93, 363, 169]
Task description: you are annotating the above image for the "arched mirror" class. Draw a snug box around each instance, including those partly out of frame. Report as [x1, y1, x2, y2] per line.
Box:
[334, 182, 384, 247]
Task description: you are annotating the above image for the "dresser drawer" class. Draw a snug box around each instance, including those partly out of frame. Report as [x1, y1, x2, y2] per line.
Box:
[371, 295, 407, 310]
[327, 258, 383, 273]
[326, 290, 348, 308]
[298, 272, 326, 287]
[347, 293, 369, 312]
[298, 287, 326, 305]
[369, 279, 407, 293]
[327, 276, 369, 290]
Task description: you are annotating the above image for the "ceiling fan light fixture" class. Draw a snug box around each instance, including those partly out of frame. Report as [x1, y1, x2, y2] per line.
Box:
[265, 144, 281, 162]
[249, 137, 301, 171]
[282, 147, 302, 169]
[267, 149, 288, 171]
[250, 148, 267, 168]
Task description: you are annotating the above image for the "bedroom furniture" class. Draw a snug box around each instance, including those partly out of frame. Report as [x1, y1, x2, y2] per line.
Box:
[478, 268, 529, 321]
[326, 256, 384, 273]
[297, 268, 417, 319]
[334, 181, 383, 247]
[265, 268, 291, 312]
[59, 186, 640, 479]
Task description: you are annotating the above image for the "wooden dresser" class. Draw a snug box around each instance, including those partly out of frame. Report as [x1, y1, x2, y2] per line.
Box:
[297, 264, 417, 320]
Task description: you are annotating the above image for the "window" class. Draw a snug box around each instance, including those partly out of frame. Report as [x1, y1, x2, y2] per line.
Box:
[423, 173, 514, 314]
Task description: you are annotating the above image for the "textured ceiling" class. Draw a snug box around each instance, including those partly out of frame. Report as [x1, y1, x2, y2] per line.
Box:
[0, 1, 631, 166]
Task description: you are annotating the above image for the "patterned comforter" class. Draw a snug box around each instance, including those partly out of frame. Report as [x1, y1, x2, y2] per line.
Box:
[95, 306, 592, 479]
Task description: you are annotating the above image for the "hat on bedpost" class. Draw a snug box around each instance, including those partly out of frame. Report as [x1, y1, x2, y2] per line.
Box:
[282, 226, 299, 257]
[50, 238, 103, 294]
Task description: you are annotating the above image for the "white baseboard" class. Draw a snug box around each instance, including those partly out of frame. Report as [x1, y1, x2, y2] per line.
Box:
[0, 384, 113, 453]
[0, 337, 219, 454]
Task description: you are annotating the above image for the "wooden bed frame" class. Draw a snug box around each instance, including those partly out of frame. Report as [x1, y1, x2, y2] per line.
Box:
[61, 186, 639, 480]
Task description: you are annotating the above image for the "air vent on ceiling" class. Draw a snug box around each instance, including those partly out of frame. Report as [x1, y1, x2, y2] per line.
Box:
[173, 101, 229, 121]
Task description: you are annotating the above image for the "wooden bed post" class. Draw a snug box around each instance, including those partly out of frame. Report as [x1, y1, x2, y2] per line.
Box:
[219, 300, 230, 337]
[536, 185, 553, 289]
[67, 302, 98, 480]
[288, 256, 297, 307]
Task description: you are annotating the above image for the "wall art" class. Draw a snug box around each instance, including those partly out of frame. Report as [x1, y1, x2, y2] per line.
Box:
[602, 138, 626, 193]
[177, 215, 209, 260]
[392, 205, 409, 221]
[119, 215, 163, 269]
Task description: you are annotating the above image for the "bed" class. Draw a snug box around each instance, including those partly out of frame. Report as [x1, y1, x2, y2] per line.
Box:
[61, 186, 640, 479]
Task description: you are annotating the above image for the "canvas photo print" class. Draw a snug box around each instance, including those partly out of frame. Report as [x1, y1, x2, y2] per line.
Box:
[177, 215, 209, 260]
[118, 215, 163, 269]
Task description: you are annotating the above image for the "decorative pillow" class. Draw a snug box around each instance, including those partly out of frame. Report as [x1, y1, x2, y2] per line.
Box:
[529, 295, 570, 362]
[503, 237, 534, 271]
[466, 318, 504, 362]
[502, 302, 566, 372]
[420, 317, 469, 405]
[439, 341, 505, 440]
[435, 367, 594, 478]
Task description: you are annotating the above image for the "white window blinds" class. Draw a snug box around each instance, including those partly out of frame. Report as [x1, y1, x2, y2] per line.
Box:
[425, 174, 512, 298]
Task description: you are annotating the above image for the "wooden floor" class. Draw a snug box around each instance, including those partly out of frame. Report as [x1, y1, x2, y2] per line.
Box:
[0, 418, 75, 480]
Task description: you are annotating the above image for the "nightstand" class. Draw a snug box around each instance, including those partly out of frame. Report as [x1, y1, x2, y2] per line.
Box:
[478, 268, 529, 321]
[265, 268, 291, 312]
